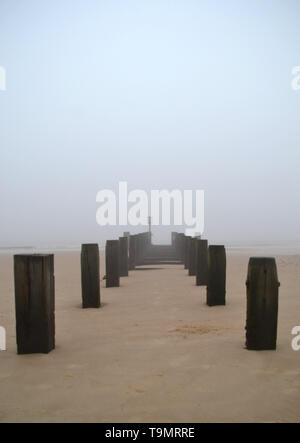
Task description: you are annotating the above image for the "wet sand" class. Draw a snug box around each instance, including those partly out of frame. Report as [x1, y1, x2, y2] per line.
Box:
[0, 251, 300, 423]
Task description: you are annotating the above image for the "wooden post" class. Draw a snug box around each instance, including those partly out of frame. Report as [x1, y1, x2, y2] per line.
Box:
[178, 233, 185, 262]
[135, 234, 142, 266]
[173, 232, 178, 254]
[207, 246, 226, 306]
[81, 244, 101, 308]
[106, 240, 120, 287]
[189, 237, 197, 276]
[184, 236, 191, 270]
[135, 235, 139, 265]
[14, 254, 55, 355]
[129, 235, 136, 270]
[119, 236, 129, 277]
[246, 257, 280, 350]
[196, 239, 208, 286]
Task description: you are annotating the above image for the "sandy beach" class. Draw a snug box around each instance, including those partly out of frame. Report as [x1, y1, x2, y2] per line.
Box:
[0, 250, 300, 423]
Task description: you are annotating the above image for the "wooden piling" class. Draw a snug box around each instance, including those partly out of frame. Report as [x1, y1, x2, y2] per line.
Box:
[246, 257, 280, 350]
[184, 236, 191, 270]
[196, 239, 208, 286]
[129, 235, 136, 270]
[106, 240, 120, 287]
[175, 233, 185, 262]
[14, 254, 55, 354]
[81, 244, 101, 308]
[119, 236, 129, 277]
[189, 237, 197, 276]
[135, 235, 140, 266]
[206, 246, 226, 306]
[135, 234, 144, 266]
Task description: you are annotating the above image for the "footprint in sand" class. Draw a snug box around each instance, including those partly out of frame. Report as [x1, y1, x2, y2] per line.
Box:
[169, 324, 222, 337]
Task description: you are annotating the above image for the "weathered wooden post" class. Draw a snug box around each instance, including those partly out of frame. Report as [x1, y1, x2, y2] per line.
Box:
[184, 236, 191, 270]
[175, 233, 184, 262]
[119, 236, 129, 277]
[106, 240, 120, 287]
[245, 257, 280, 350]
[196, 239, 208, 286]
[135, 234, 140, 266]
[129, 235, 136, 270]
[14, 254, 55, 354]
[136, 234, 145, 266]
[206, 246, 226, 306]
[189, 237, 197, 276]
[81, 244, 101, 308]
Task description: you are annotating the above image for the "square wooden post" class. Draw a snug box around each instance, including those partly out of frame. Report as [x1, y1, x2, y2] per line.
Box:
[14, 254, 55, 354]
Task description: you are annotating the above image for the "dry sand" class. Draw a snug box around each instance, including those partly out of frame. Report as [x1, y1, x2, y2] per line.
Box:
[0, 250, 300, 423]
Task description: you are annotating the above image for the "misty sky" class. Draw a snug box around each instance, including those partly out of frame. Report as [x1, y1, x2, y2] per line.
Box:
[0, 0, 300, 246]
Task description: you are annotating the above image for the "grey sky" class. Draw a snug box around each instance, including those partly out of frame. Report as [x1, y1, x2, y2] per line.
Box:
[0, 0, 300, 246]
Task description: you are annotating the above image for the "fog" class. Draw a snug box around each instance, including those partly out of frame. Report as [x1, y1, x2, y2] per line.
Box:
[1, 0, 300, 247]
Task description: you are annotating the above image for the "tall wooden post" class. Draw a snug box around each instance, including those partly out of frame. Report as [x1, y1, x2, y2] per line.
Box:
[14, 254, 55, 355]
[106, 240, 120, 288]
[129, 235, 136, 270]
[178, 233, 185, 262]
[207, 246, 226, 306]
[136, 234, 143, 266]
[246, 257, 280, 350]
[119, 236, 129, 277]
[189, 237, 197, 276]
[196, 239, 208, 286]
[184, 236, 191, 270]
[81, 244, 101, 308]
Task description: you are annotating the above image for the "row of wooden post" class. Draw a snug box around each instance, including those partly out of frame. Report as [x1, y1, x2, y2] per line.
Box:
[13, 232, 279, 355]
[172, 232, 280, 350]
[81, 232, 151, 308]
[172, 232, 226, 306]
